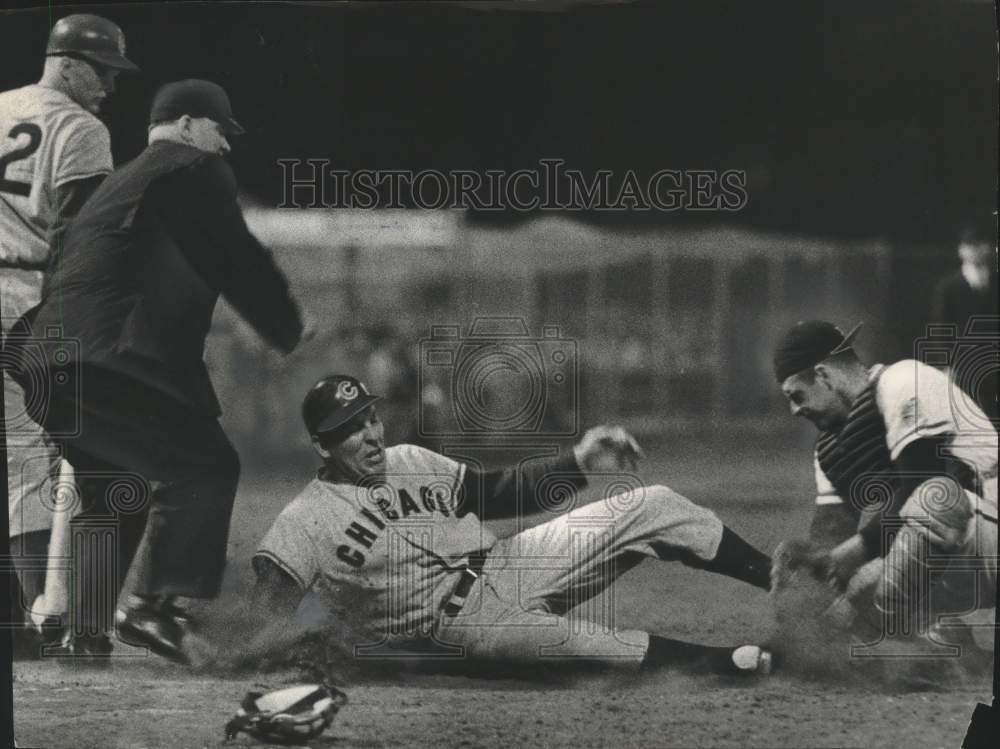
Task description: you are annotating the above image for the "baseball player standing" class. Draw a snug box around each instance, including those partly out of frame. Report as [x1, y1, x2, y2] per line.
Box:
[10, 79, 307, 663]
[251, 374, 774, 676]
[1, 14, 138, 657]
[773, 320, 997, 650]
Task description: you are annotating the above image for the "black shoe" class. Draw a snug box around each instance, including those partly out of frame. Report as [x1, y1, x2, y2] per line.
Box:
[160, 600, 196, 631]
[43, 632, 114, 667]
[116, 606, 189, 665]
[12, 622, 59, 661]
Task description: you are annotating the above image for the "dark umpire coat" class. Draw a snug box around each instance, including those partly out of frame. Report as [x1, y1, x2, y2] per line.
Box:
[23, 140, 302, 416]
[9, 140, 304, 599]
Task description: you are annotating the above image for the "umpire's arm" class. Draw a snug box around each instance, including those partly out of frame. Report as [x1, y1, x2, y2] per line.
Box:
[152, 154, 304, 352]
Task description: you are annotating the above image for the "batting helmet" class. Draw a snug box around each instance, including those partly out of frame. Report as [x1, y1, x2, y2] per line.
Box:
[302, 375, 380, 437]
[46, 14, 139, 72]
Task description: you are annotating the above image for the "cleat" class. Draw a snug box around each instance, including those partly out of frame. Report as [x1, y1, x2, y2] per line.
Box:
[116, 606, 189, 665]
[160, 600, 196, 630]
[731, 645, 772, 675]
[43, 632, 113, 667]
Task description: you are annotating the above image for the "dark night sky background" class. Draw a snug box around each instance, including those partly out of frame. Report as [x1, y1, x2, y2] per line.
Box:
[0, 0, 996, 241]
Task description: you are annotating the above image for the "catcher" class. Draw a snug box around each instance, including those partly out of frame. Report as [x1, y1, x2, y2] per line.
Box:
[772, 320, 997, 650]
[249, 374, 774, 676]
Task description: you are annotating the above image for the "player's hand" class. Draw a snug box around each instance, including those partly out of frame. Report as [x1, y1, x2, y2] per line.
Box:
[573, 425, 644, 474]
[826, 534, 869, 592]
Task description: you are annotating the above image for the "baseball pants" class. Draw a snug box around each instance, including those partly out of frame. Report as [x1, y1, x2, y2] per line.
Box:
[4, 369, 62, 630]
[436, 484, 725, 668]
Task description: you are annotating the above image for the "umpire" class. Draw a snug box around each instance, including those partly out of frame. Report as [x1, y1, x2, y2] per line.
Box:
[11, 79, 306, 662]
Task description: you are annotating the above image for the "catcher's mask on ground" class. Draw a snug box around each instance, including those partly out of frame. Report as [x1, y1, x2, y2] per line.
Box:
[224, 683, 348, 744]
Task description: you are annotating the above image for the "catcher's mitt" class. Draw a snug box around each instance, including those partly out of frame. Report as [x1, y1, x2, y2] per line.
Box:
[770, 539, 857, 632]
[770, 539, 834, 590]
[224, 682, 348, 745]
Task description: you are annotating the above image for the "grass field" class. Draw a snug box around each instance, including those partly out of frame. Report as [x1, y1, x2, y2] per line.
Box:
[12, 433, 995, 748]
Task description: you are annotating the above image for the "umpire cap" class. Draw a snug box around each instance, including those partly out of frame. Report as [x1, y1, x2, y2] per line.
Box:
[46, 14, 139, 72]
[149, 80, 246, 136]
[772, 320, 862, 382]
[302, 375, 381, 437]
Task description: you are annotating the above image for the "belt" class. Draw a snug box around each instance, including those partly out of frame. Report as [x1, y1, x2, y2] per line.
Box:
[0, 259, 47, 271]
[442, 554, 487, 618]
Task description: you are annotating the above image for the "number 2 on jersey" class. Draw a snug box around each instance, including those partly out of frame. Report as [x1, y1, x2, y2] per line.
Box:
[0, 123, 43, 197]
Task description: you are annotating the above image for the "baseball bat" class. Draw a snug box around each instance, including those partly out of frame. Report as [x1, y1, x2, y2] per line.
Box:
[29, 458, 76, 631]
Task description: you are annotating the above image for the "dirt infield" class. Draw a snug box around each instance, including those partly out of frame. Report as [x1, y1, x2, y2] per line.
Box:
[11, 436, 995, 748]
[13, 658, 991, 748]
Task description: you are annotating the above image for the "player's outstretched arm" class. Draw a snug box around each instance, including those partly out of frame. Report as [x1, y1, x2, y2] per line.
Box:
[460, 424, 642, 521]
[461, 450, 586, 521]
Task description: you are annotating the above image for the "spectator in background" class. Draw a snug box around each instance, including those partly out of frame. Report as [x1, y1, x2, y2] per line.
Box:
[930, 222, 998, 420]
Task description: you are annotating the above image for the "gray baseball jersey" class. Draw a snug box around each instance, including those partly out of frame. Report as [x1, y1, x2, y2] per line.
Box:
[256, 443, 498, 637]
[2, 83, 112, 539]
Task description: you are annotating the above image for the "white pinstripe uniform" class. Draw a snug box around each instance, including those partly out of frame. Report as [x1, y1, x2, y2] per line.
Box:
[815, 360, 997, 620]
[1, 83, 113, 539]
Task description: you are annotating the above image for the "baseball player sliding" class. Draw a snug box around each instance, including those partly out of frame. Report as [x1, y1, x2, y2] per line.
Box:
[250, 374, 774, 676]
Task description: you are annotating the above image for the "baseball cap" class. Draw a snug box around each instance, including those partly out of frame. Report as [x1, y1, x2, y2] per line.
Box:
[149, 79, 245, 135]
[302, 375, 381, 437]
[772, 320, 863, 383]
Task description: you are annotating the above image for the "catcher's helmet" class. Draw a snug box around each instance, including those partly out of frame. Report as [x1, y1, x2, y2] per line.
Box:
[46, 14, 139, 72]
[302, 374, 380, 437]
